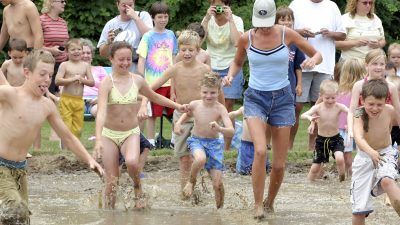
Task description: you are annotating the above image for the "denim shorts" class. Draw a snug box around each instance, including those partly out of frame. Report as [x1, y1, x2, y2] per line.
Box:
[214, 67, 244, 99]
[187, 136, 224, 171]
[339, 129, 356, 153]
[243, 85, 295, 127]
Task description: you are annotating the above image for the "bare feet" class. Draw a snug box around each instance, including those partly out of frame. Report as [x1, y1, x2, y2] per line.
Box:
[183, 182, 194, 198]
[215, 183, 224, 209]
[134, 186, 147, 209]
[253, 206, 265, 220]
[339, 174, 345, 182]
[263, 198, 275, 213]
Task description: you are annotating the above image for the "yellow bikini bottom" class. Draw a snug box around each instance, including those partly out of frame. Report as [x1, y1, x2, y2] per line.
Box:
[101, 126, 140, 148]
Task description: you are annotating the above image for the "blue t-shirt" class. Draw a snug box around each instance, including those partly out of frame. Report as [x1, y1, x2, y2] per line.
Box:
[288, 44, 305, 96]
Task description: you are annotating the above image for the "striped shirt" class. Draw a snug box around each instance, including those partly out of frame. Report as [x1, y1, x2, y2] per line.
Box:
[40, 13, 69, 63]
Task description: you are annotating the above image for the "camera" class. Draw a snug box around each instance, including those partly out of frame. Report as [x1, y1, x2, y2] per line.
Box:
[215, 5, 224, 14]
[113, 28, 123, 36]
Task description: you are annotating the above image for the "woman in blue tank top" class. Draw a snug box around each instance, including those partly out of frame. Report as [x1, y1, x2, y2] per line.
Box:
[224, 0, 322, 219]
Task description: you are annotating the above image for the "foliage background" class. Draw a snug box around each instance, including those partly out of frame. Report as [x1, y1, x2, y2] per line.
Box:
[0, 0, 399, 66]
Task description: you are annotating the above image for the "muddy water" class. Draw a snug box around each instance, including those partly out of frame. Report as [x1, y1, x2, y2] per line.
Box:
[28, 159, 398, 225]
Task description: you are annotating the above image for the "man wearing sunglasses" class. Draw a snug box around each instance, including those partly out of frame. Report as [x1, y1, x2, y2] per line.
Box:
[0, 0, 44, 52]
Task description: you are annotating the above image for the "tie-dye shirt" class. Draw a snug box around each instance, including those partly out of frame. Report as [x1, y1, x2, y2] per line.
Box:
[137, 29, 178, 86]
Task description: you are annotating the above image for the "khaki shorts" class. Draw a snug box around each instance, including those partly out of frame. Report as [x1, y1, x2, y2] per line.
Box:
[0, 166, 30, 224]
[173, 110, 194, 158]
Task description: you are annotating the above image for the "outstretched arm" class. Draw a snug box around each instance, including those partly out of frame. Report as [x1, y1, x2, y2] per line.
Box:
[300, 105, 320, 122]
[47, 101, 104, 176]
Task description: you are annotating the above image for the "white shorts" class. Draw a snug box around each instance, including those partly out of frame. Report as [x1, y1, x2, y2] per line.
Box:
[350, 145, 399, 215]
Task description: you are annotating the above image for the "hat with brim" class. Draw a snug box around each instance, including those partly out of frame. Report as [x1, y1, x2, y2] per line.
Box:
[252, 0, 276, 28]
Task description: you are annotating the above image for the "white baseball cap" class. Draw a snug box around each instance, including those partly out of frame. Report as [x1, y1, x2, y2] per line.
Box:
[252, 0, 276, 28]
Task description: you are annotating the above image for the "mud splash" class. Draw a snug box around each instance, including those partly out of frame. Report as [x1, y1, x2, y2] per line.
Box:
[27, 155, 398, 225]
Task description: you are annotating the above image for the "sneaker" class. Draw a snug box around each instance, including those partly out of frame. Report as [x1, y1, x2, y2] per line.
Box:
[26, 153, 32, 159]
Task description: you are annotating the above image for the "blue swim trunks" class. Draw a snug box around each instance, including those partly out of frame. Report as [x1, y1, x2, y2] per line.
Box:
[187, 136, 224, 171]
[236, 140, 270, 175]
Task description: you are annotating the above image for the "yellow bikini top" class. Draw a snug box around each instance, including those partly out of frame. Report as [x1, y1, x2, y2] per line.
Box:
[108, 75, 138, 105]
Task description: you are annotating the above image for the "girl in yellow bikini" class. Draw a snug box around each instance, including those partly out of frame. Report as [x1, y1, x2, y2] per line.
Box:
[95, 41, 187, 209]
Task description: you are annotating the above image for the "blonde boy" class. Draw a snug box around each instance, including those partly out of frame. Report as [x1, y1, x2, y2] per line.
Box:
[1, 39, 28, 87]
[151, 30, 223, 195]
[0, 50, 103, 224]
[55, 38, 94, 138]
[301, 80, 349, 181]
[351, 79, 400, 225]
[174, 72, 234, 208]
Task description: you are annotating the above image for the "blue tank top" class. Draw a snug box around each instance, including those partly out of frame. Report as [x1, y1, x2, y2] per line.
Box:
[246, 27, 290, 91]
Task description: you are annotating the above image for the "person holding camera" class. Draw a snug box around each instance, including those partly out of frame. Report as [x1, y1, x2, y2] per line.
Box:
[40, 0, 70, 95]
[201, 0, 244, 151]
[98, 0, 153, 72]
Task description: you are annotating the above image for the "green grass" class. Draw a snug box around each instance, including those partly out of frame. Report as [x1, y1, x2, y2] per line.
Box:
[34, 104, 314, 162]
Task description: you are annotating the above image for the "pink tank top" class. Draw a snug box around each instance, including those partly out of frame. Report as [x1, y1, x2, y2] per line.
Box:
[337, 92, 351, 129]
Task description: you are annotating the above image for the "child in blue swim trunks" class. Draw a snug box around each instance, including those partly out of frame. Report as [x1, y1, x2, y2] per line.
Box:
[174, 72, 234, 208]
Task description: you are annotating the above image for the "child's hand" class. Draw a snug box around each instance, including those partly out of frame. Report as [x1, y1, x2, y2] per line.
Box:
[88, 157, 104, 179]
[137, 105, 148, 122]
[222, 76, 233, 87]
[301, 58, 316, 70]
[369, 151, 386, 168]
[209, 121, 221, 132]
[296, 85, 302, 96]
[177, 104, 190, 113]
[174, 123, 183, 135]
[307, 122, 315, 135]
[309, 115, 320, 122]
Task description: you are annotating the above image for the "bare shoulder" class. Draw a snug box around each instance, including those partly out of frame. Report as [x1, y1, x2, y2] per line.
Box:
[0, 85, 15, 101]
[24, 0, 38, 10]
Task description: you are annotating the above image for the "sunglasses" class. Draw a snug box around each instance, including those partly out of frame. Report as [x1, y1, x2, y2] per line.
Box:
[361, 1, 373, 6]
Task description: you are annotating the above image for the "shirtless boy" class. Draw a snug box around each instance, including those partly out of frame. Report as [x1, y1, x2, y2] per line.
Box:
[0, 50, 103, 224]
[0, 0, 43, 51]
[174, 72, 234, 208]
[1, 38, 28, 86]
[55, 38, 94, 138]
[150, 30, 223, 195]
[351, 79, 400, 225]
[301, 80, 349, 181]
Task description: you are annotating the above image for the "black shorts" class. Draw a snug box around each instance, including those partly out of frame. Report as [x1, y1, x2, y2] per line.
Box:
[313, 133, 344, 164]
[391, 126, 400, 146]
[118, 133, 153, 165]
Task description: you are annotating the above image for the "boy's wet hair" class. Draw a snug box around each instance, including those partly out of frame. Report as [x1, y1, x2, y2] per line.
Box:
[319, 79, 338, 95]
[178, 30, 201, 49]
[65, 38, 83, 51]
[150, 2, 169, 18]
[274, 7, 294, 24]
[109, 41, 133, 57]
[358, 79, 389, 132]
[201, 72, 221, 89]
[187, 22, 206, 39]
[361, 79, 389, 100]
[23, 49, 55, 72]
[8, 38, 27, 52]
[365, 48, 387, 65]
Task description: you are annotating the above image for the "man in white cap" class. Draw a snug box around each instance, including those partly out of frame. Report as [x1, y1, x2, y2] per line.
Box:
[289, 0, 346, 150]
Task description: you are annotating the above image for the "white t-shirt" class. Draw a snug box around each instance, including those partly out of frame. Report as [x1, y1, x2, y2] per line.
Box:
[205, 15, 244, 70]
[340, 13, 384, 60]
[97, 12, 153, 49]
[290, 0, 345, 75]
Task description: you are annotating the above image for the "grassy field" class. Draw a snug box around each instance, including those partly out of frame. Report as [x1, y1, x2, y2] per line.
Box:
[33, 105, 314, 162]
